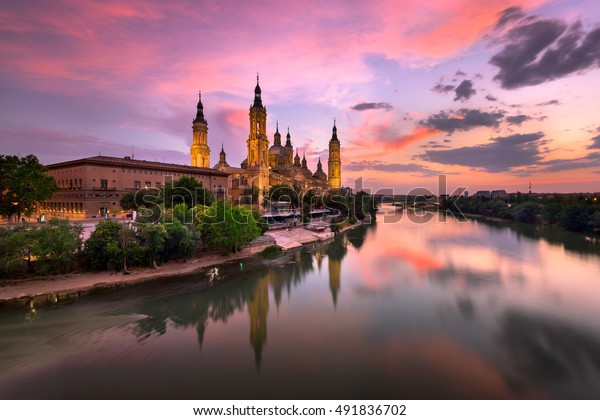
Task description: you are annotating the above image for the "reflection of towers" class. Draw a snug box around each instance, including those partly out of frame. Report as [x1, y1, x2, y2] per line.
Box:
[326, 236, 348, 308]
[248, 277, 269, 368]
[329, 256, 341, 308]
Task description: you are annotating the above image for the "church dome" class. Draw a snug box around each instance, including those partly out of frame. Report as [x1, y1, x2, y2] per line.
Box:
[269, 144, 286, 156]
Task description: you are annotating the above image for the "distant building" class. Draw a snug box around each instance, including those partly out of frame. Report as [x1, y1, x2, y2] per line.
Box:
[41, 156, 229, 220]
[451, 187, 467, 197]
[491, 189, 508, 199]
[474, 190, 491, 198]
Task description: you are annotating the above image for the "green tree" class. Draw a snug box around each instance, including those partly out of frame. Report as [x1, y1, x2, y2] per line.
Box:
[354, 191, 375, 220]
[82, 220, 124, 271]
[33, 219, 82, 275]
[252, 209, 269, 234]
[324, 193, 350, 217]
[0, 227, 36, 276]
[198, 202, 261, 253]
[542, 202, 564, 224]
[560, 206, 592, 232]
[511, 202, 542, 224]
[162, 176, 214, 209]
[267, 184, 300, 209]
[240, 185, 260, 206]
[120, 189, 161, 211]
[0, 155, 58, 221]
[164, 219, 198, 261]
[589, 211, 600, 231]
[138, 223, 168, 268]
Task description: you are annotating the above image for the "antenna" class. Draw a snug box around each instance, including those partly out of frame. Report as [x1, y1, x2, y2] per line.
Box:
[132, 146, 135, 160]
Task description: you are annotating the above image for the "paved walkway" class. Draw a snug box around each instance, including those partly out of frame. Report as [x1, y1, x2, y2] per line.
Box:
[265, 227, 334, 250]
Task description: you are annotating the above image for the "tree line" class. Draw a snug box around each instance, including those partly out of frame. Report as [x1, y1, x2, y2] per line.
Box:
[447, 194, 600, 233]
[0, 176, 268, 278]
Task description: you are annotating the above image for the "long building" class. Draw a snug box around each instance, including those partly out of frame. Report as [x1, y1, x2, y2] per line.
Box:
[41, 156, 229, 220]
[39, 76, 343, 220]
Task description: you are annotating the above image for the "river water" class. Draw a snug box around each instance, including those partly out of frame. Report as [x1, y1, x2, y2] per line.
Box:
[1, 205, 600, 399]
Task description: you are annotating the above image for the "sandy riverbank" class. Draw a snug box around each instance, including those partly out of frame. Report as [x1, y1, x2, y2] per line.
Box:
[0, 222, 363, 307]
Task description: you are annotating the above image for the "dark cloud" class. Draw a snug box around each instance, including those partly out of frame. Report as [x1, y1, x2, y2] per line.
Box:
[346, 160, 437, 174]
[490, 12, 600, 89]
[419, 144, 450, 149]
[421, 108, 504, 134]
[455, 69, 467, 76]
[351, 102, 393, 111]
[443, 139, 451, 143]
[485, 94, 498, 101]
[587, 127, 600, 149]
[506, 114, 531, 125]
[420, 132, 546, 172]
[432, 82, 455, 95]
[536, 99, 561, 106]
[494, 6, 526, 30]
[538, 152, 600, 172]
[454, 80, 476, 101]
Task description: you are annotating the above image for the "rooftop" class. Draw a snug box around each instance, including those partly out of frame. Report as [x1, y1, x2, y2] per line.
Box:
[46, 155, 227, 176]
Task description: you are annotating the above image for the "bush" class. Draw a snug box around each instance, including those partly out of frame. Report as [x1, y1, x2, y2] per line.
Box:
[33, 219, 82, 275]
[329, 223, 341, 233]
[82, 220, 124, 271]
[0, 227, 34, 276]
[258, 245, 281, 259]
[348, 217, 357, 225]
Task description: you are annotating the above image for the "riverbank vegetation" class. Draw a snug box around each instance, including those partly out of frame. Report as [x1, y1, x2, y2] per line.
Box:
[447, 194, 600, 233]
[1, 177, 374, 279]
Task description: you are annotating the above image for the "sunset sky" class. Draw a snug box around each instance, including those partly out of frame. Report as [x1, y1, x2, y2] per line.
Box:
[1, 0, 600, 193]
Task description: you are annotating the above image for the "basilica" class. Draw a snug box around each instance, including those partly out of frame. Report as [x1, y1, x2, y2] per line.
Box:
[190, 76, 341, 201]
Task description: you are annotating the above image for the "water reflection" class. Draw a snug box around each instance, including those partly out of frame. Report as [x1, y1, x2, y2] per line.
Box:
[499, 309, 600, 398]
[2, 207, 600, 398]
[129, 230, 360, 369]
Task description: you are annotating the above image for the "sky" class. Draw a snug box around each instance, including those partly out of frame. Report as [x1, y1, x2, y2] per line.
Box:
[1, 0, 600, 194]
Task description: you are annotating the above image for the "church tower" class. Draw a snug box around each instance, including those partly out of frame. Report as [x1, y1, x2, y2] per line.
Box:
[284, 127, 294, 167]
[246, 74, 270, 193]
[191, 92, 211, 168]
[328, 120, 341, 189]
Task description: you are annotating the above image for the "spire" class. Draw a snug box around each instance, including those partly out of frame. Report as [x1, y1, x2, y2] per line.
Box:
[253, 73, 263, 108]
[317, 157, 323, 171]
[215, 143, 229, 168]
[273, 121, 281, 146]
[294, 148, 301, 166]
[330, 119, 339, 142]
[219, 144, 227, 163]
[302, 151, 307, 168]
[284, 126, 292, 147]
[194, 90, 206, 123]
[276, 121, 279, 133]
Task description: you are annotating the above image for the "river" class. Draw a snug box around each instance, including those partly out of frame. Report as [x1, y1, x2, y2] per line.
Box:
[1, 205, 600, 399]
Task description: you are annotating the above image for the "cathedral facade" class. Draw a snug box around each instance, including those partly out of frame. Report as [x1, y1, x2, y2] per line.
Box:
[190, 76, 342, 202]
